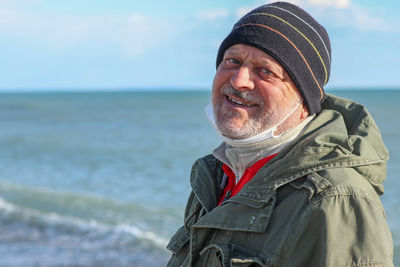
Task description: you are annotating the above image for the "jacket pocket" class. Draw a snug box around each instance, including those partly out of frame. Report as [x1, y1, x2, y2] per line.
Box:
[199, 243, 270, 267]
[230, 257, 270, 266]
[167, 226, 191, 267]
[167, 226, 190, 254]
[229, 246, 270, 267]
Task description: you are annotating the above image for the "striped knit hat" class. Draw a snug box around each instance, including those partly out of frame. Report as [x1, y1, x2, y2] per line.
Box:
[216, 1, 331, 114]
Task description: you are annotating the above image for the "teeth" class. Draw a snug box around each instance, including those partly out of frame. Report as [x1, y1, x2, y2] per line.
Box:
[230, 97, 244, 105]
[228, 96, 254, 107]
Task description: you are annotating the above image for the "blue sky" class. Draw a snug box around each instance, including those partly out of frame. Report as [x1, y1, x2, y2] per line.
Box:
[1, 0, 399, 91]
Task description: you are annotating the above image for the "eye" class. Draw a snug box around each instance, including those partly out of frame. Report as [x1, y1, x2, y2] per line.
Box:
[228, 58, 240, 64]
[259, 68, 278, 80]
[260, 68, 272, 75]
[224, 58, 241, 67]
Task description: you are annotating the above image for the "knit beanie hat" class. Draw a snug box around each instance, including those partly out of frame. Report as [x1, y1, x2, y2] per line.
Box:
[216, 1, 331, 114]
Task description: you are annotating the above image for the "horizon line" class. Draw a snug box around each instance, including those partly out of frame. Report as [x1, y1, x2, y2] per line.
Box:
[0, 86, 399, 94]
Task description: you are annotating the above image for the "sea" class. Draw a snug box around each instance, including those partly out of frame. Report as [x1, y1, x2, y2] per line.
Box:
[0, 89, 399, 266]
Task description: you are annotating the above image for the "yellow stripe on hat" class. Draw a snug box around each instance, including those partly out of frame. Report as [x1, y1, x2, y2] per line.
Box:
[249, 13, 328, 86]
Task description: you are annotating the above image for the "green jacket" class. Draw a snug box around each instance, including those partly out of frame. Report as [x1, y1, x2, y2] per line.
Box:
[167, 95, 393, 267]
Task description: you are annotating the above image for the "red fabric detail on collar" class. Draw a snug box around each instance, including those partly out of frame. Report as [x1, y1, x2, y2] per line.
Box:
[218, 153, 277, 205]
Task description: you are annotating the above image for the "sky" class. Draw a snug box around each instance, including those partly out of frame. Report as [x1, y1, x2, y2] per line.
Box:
[1, 0, 400, 91]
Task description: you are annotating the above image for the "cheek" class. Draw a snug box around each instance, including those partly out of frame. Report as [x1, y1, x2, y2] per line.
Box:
[256, 84, 276, 106]
[257, 81, 295, 108]
[212, 68, 232, 94]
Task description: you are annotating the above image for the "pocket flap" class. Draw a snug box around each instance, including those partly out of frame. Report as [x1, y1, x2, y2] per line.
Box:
[166, 226, 190, 254]
[231, 257, 270, 266]
[194, 192, 276, 233]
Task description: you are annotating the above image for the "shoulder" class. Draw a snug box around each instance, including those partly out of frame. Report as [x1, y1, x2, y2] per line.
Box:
[190, 154, 221, 175]
[286, 167, 387, 219]
[310, 168, 383, 208]
[280, 169, 393, 266]
[190, 154, 223, 189]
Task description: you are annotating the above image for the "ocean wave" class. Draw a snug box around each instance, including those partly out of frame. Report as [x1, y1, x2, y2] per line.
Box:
[0, 196, 168, 249]
[0, 181, 175, 250]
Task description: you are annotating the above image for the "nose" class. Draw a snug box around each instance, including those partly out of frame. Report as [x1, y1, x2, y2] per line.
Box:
[230, 66, 254, 91]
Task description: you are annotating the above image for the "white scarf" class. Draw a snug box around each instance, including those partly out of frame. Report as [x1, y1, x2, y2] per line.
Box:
[205, 103, 314, 183]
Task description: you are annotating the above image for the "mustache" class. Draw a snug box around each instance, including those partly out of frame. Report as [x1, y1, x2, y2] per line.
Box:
[223, 87, 262, 105]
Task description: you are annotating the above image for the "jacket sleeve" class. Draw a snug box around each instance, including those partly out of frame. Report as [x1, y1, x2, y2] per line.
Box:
[282, 189, 394, 267]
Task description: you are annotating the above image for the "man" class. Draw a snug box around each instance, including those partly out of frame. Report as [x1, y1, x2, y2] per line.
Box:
[167, 2, 393, 266]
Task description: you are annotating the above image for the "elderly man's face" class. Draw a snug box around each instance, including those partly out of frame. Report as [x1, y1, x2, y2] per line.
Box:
[212, 44, 308, 139]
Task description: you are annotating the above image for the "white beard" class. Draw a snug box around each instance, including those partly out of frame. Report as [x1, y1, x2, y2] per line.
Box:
[206, 97, 303, 147]
[214, 105, 278, 139]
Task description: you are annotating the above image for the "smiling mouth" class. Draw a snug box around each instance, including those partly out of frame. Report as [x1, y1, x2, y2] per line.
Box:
[226, 95, 258, 107]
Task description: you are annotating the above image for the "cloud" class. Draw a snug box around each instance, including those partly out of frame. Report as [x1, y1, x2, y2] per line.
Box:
[0, 0, 42, 6]
[309, 3, 400, 34]
[345, 5, 400, 33]
[260, 0, 350, 8]
[235, 0, 400, 33]
[236, 6, 255, 18]
[196, 9, 229, 21]
[120, 12, 181, 57]
[0, 5, 186, 57]
[306, 0, 350, 8]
